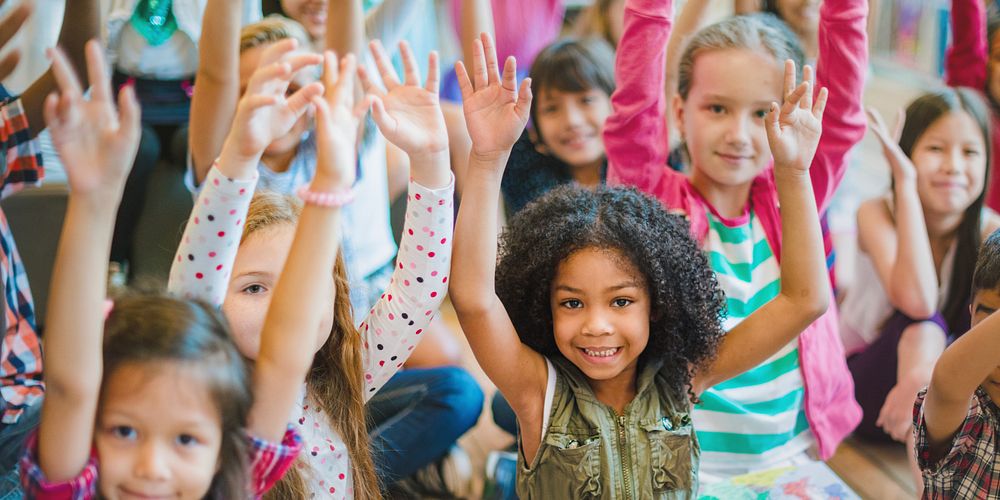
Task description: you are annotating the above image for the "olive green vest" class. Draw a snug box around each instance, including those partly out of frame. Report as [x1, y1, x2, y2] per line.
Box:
[516, 357, 699, 499]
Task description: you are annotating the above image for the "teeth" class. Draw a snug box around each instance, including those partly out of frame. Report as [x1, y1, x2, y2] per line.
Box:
[583, 347, 618, 357]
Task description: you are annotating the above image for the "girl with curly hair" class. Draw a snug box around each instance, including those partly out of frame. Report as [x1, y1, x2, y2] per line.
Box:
[605, 0, 867, 480]
[450, 32, 830, 497]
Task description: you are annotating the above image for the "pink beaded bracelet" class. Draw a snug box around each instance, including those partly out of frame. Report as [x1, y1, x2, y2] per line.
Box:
[296, 185, 356, 207]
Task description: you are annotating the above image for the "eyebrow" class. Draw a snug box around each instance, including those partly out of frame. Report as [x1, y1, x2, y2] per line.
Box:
[554, 282, 642, 294]
[975, 304, 997, 315]
[233, 271, 274, 280]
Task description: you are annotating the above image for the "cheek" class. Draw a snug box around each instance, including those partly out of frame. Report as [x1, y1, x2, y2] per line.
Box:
[222, 299, 266, 359]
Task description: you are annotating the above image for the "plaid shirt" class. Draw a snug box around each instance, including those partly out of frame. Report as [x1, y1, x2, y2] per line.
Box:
[20, 426, 303, 498]
[0, 96, 43, 425]
[914, 387, 1000, 499]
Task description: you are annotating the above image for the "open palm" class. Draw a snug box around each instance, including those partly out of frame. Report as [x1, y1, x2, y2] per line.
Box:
[766, 61, 827, 173]
[361, 40, 448, 155]
[313, 51, 364, 187]
[456, 32, 531, 159]
[44, 42, 140, 197]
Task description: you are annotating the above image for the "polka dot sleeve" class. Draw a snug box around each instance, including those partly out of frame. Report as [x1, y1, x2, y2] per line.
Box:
[167, 165, 258, 308]
[360, 175, 454, 400]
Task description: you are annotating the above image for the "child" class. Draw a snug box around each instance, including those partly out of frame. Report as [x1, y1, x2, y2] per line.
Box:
[20, 40, 376, 497]
[604, 0, 867, 478]
[500, 37, 615, 216]
[169, 40, 461, 498]
[944, 0, 1000, 212]
[842, 90, 999, 451]
[912, 229, 1000, 497]
[450, 31, 830, 497]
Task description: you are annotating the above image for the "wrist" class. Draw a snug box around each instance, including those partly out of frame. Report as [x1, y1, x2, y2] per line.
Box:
[68, 189, 122, 218]
[310, 171, 354, 192]
[217, 136, 263, 178]
[773, 162, 811, 180]
[408, 149, 451, 189]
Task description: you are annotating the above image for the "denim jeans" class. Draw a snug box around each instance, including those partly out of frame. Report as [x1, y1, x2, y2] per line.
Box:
[491, 392, 518, 437]
[0, 401, 42, 500]
[366, 366, 484, 484]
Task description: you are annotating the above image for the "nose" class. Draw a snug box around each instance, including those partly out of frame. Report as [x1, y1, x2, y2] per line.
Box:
[562, 102, 585, 129]
[723, 112, 752, 148]
[134, 439, 171, 481]
[581, 308, 613, 337]
[942, 148, 962, 175]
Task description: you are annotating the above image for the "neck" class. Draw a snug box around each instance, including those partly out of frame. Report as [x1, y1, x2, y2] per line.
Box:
[261, 148, 297, 174]
[799, 31, 819, 61]
[587, 363, 639, 415]
[571, 159, 604, 189]
[689, 169, 753, 219]
[923, 208, 965, 241]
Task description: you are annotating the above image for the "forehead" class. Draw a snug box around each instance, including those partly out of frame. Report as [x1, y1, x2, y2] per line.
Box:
[233, 224, 295, 276]
[555, 247, 644, 285]
[687, 48, 783, 103]
[918, 110, 985, 145]
[100, 362, 221, 427]
[974, 289, 1000, 310]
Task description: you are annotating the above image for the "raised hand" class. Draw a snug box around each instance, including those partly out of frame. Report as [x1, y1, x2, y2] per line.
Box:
[360, 40, 448, 157]
[867, 107, 917, 184]
[455, 32, 531, 160]
[765, 60, 828, 173]
[44, 41, 140, 199]
[312, 51, 364, 189]
[227, 39, 324, 162]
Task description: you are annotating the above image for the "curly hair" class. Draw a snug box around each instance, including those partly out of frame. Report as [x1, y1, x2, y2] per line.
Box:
[495, 185, 726, 400]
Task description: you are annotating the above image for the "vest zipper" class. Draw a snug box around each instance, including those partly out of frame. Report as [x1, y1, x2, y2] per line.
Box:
[617, 414, 633, 499]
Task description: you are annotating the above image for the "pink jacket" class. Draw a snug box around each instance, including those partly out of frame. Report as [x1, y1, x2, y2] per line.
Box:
[944, 0, 1000, 211]
[604, 0, 867, 459]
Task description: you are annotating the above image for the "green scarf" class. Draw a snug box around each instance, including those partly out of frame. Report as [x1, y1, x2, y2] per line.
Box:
[129, 0, 178, 46]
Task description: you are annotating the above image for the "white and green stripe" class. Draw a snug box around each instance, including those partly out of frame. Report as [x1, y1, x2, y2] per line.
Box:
[694, 211, 813, 473]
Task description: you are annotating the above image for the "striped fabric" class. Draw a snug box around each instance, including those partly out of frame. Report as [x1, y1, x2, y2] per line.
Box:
[694, 210, 814, 473]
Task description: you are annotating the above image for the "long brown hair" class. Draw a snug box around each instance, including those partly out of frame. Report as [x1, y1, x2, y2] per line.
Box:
[243, 191, 381, 500]
[897, 88, 993, 334]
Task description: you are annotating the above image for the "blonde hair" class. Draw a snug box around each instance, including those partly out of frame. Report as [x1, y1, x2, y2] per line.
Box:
[240, 14, 313, 53]
[245, 191, 381, 500]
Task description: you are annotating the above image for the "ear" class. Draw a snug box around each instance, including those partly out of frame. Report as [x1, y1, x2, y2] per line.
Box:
[529, 127, 548, 155]
[671, 93, 685, 141]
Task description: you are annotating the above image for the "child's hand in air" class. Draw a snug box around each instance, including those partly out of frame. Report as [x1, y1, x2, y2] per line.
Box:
[227, 39, 324, 163]
[765, 60, 828, 174]
[867, 107, 917, 185]
[311, 51, 365, 189]
[44, 41, 140, 200]
[360, 40, 448, 159]
[455, 32, 531, 161]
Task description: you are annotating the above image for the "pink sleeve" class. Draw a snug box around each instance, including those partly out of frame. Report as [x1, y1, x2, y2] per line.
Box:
[945, 0, 988, 89]
[810, 0, 868, 214]
[167, 165, 258, 308]
[359, 176, 454, 400]
[249, 426, 303, 497]
[603, 0, 673, 195]
[19, 432, 99, 499]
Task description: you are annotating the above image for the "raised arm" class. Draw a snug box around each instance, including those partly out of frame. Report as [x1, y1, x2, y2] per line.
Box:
[448, 33, 549, 453]
[326, 0, 365, 55]
[20, 0, 99, 138]
[188, 0, 245, 186]
[810, 0, 868, 213]
[664, 0, 711, 101]
[922, 308, 1000, 459]
[604, 0, 674, 193]
[944, 0, 987, 89]
[458, 0, 496, 76]
[354, 40, 454, 393]
[169, 44, 324, 305]
[695, 62, 830, 392]
[250, 52, 361, 442]
[36, 42, 141, 481]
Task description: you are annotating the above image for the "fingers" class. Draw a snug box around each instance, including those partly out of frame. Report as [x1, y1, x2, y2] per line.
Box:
[501, 56, 517, 92]
[117, 84, 142, 139]
[85, 40, 112, 104]
[782, 81, 809, 114]
[0, 1, 30, 54]
[42, 92, 59, 128]
[516, 77, 533, 118]
[800, 64, 814, 110]
[893, 108, 905, 142]
[332, 53, 357, 106]
[471, 38, 487, 90]
[866, 107, 888, 136]
[259, 38, 299, 66]
[455, 61, 473, 101]
[368, 94, 394, 133]
[286, 81, 325, 118]
[369, 39, 400, 90]
[481, 32, 500, 85]
[812, 86, 828, 121]
[284, 52, 324, 76]
[399, 40, 421, 87]
[782, 59, 796, 101]
[241, 94, 280, 111]
[47, 47, 82, 100]
[425, 50, 439, 94]
[246, 61, 292, 94]
[764, 101, 781, 142]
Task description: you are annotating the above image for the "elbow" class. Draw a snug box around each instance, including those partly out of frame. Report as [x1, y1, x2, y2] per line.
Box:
[891, 291, 937, 321]
[786, 287, 830, 323]
[448, 282, 495, 317]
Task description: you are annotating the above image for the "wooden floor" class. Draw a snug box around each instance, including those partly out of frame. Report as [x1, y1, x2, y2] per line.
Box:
[438, 302, 920, 500]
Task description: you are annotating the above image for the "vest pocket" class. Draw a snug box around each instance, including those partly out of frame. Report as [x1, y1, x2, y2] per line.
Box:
[643, 421, 695, 492]
[542, 431, 602, 497]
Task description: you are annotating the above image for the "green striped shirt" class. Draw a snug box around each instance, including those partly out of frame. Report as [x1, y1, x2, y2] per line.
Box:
[694, 210, 813, 474]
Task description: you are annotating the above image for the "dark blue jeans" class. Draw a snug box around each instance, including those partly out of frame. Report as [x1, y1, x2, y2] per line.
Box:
[0, 401, 42, 499]
[366, 366, 484, 484]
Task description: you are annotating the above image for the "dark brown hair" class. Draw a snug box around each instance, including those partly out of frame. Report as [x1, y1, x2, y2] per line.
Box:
[898, 88, 993, 333]
[243, 191, 381, 500]
[103, 295, 252, 499]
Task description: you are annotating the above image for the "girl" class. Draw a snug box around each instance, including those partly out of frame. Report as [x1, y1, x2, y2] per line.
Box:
[945, 0, 1000, 212]
[604, 0, 867, 478]
[21, 40, 367, 498]
[170, 40, 459, 498]
[500, 37, 615, 216]
[450, 32, 830, 497]
[840, 90, 998, 483]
